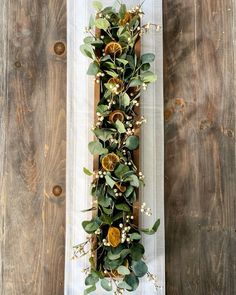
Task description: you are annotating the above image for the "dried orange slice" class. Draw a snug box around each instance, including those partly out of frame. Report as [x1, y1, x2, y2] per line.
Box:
[107, 227, 121, 248]
[115, 182, 127, 193]
[109, 110, 125, 123]
[108, 78, 124, 94]
[119, 12, 132, 26]
[105, 42, 122, 57]
[102, 153, 119, 171]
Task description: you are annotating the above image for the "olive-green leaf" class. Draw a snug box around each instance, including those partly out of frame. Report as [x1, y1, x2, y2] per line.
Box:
[101, 278, 112, 291]
[95, 18, 110, 31]
[83, 167, 93, 176]
[125, 135, 139, 150]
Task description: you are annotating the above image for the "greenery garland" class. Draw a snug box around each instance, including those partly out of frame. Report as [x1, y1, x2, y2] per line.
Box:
[74, 1, 161, 294]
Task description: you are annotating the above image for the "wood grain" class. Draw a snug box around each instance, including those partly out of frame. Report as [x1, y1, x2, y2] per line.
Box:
[0, 1, 66, 294]
[164, 0, 236, 294]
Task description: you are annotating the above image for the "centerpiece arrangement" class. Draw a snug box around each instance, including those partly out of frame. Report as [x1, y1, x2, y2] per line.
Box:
[74, 1, 160, 294]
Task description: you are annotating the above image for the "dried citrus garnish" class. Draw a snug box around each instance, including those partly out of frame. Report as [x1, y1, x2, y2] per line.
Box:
[119, 12, 132, 26]
[115, 182, 127, 193]
[108, 78, 124, 94]
[105, 41, 122, 57]
[109, 110, 125, 123]
[107, 227, 121, 248]
[102, 153, 119, 171]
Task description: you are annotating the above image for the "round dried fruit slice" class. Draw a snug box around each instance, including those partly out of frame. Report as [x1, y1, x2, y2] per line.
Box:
[109, 110, 125, 123]
[115, 182, 127, 193]
[105, 41, 122, 57]
[107, 227, 121, 248]
[108, 78, 124, 94]
[119, 12, 132, 26]
[102, 153, 119, 171]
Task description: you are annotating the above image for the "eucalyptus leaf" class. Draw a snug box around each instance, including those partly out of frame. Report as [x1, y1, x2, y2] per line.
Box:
[121, 93, 130, 107]
[96, 104, 109, 115]
[105, 174, 116, 188]
[84, 285, 96, 295]
[92, 1, 103, 11]
[85, 273, 99, 286]
[82, 220, 100, 233]
[130, 232, 141, 241]
[115, 164, 130, 178]
[126, 174, 139, 187]
[95, 18, 110, 30]
[100, 214, 112, 225]
[130, 243, 145, 260]
[124, 186, 134, 198]
[87, 61, 99, 75]
[141, 53, 155, 64]
[116, 58, 129, 65]
[93, 128, 114, 142]
[89, 14, 95, 29]
[129, 79, 142, 87]
[115, 119, 126, 133]
[83, 167, 93, 176]
[125, 135, 139, 150]
[141, 71, 157, 83]
[119, 4, 126, 19]
[100, 278, 112, 291]
[117, 265, 130, 275]
[115, 203, 131, 212]
[105, 70, 118, 78]
[132, 260, 148, 277]
[81, 207, 96, 213]
[88, 141, 108, 155]
[140, 219, 160, 235]
[84, 36, 94, 44]
[124, 274, 139, 291]
[80, 44, 94, 59]
[117, 281, 133, 291]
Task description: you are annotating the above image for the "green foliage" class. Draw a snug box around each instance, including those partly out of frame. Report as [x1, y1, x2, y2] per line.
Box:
[101, 278, 112, 291]
[92, 1, 103, 11]
[141, 219, 160, 235]
[88, 141, 108, 155]
[126, 135, 139, 150]
[79, 2, 161, 293]
[132, 260, 148, 277]
[95, 18, 110, 30]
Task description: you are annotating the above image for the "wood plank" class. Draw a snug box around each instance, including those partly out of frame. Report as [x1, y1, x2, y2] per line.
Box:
[164, 0, 236, 294]
[0, 1, 66, 294]
[0, 0, 8, 292]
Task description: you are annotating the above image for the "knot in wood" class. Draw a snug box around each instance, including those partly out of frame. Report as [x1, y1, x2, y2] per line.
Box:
[54, 41, 66, 55]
